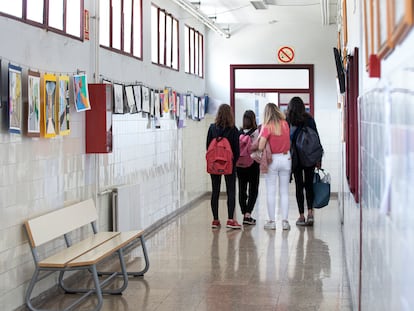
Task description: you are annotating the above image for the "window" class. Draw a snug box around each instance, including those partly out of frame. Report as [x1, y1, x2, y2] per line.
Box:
[151, 5, 179, 70]
[185, 26, 204, 77]
[100, 0, 142, 58]
[0, 0, 83, 39]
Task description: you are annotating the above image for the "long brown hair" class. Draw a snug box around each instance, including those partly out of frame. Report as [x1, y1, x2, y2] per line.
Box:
[215, 104, 235, 128]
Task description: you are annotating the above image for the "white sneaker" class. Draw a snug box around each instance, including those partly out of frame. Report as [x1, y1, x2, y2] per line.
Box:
[264, 220, 276, 230]
[282, 220, 291, 231]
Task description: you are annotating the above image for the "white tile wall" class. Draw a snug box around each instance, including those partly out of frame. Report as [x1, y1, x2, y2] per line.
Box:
[0, 106, 210, 309]
[341, 63, 414, 310]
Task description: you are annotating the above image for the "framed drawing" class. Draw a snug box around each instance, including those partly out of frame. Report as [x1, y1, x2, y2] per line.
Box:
[141, 86, 150, 114]
[8, 64, 22, 134]
[57, 75, 70, 135]
[27, 70, 41, 136]
[43, 74, 58, 138]
[377, 0, 393, 58]
[125, 85, 137, 114]
[133, 85, 142, 112]
[113, 83, 124, 114]
[390, 0, 414, 45]
[73, 74, 91, 112]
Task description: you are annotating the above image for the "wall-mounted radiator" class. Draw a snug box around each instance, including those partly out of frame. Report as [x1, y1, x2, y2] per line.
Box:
[112, 183, 141, 231]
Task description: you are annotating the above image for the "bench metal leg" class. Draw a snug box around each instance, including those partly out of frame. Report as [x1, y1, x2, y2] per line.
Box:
[59, 249, 129, 295]
[97, 235, 150, 278]
[27, 266, 103, 311]
[25, 267, 40, 311]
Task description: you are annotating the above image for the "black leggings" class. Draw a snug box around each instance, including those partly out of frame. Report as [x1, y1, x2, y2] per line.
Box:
[293, 166, 315, 214]
[237, 162, 260, 215]
[210, 172, 236, 220]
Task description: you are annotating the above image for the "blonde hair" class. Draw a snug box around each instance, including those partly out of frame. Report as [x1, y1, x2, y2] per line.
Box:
[263, 103, 286, 135]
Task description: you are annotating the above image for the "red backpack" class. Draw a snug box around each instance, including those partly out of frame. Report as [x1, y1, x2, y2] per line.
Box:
[206, 136, 234, 175]
[236, 130, 254, 168]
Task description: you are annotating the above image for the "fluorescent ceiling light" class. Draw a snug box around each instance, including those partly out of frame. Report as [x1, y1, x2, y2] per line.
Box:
[250, 1, 268, 9]
[172, 0, 230, 38]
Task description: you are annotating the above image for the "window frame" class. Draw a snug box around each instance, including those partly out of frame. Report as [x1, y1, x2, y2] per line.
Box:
[0, 0, 84, 41]
[184, 25, 204, 78]
[99, 0, 143, 59]
[151, 4, 179, 71]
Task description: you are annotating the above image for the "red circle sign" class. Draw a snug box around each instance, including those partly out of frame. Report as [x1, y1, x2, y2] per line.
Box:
[277, 46, 295, 63]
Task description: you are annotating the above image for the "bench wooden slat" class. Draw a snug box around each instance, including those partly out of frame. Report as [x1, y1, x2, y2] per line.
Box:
[67, 230, 144, 267]
[39, 232, 120, 268]
[25, 199, 98, 247]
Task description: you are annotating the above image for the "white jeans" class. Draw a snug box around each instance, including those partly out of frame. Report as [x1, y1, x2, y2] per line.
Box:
[265, 152, 291, 222]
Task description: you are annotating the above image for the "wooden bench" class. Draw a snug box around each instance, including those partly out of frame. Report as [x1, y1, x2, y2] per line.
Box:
[24, 198, 150, 311]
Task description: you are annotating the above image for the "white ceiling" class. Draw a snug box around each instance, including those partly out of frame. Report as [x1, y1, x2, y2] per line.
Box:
[188, 0, 338, 29]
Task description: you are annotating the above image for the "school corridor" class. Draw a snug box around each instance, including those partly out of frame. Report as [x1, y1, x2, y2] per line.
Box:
[35, 184, 351, 311]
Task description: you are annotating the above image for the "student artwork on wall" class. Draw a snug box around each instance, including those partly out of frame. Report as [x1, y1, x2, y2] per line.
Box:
[8, 64, 22, 134]
[113, 83, 124, 114]
[73, 74, 90, 112]
[154, 90, 161, 128]
[43, 74, 57, 138]
[177, 93, 186, 129]
[199, 96, 206, 120]
[133, 85, 142, 112]
[141, 86, 150, 114]
[185, 93, 192, 119]
[27, 70, 41, 136]
[172, 90, 178, 117]
[192, 94, 199, 121]
[125, 85, 137, 114]
[162, 88, 169, 113]
[57, 75, 70, 135]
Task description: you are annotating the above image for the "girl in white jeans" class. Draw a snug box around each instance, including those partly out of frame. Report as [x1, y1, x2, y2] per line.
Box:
[257, 103, 291, 230]
[265, 152, 291, 230]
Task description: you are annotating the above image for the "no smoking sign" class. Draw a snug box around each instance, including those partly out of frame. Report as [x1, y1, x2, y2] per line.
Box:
[277, 46, 295, 63]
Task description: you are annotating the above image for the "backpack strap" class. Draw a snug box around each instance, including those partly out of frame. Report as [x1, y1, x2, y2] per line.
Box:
[246, 128, 256, 136]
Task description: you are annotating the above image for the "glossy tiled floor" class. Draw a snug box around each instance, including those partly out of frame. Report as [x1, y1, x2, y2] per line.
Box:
[36, 186, 352, 311]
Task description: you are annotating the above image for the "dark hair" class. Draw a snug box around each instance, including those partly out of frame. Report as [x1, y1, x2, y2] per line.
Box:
[242, 110, 257, 130]
[287, 96, 307, 126]
[215, 104, 235, 128]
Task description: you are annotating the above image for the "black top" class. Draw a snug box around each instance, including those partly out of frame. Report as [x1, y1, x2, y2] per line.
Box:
[206, 123, 240, 164]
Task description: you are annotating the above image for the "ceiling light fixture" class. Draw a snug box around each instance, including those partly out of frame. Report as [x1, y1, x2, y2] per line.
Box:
[250, 1, 268, 10]
[172, 0, 231, 38]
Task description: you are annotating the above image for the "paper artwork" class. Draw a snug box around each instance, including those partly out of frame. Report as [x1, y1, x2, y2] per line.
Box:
[73, 74, 91, 112]
[27, 70, 41, 136]
[8, 64, 22, 134]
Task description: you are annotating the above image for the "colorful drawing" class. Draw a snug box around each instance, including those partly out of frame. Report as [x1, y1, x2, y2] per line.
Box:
[73, 74, 91, 112]
[27, 70, 41, 136]
[58, 75, 70, 135]
[43, 74, 58, 138]
[8, 64, 22, 134]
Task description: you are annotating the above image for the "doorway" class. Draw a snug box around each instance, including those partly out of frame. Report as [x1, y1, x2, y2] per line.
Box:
[230, 64, 314, 127]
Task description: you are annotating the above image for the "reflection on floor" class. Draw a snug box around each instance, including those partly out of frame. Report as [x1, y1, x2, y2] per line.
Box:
[35, 188, 352, 311]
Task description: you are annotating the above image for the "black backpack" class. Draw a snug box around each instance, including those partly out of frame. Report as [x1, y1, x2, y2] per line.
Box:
[294, 126, 323, 167]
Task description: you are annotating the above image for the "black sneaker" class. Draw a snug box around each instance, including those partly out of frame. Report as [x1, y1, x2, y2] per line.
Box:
[243, 217, 256, 225]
